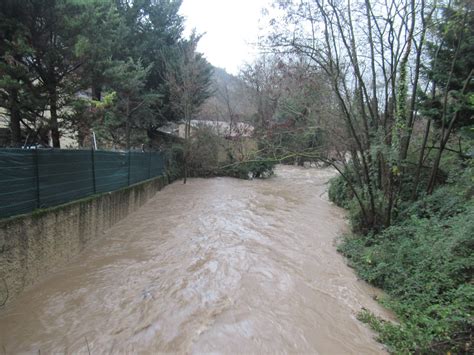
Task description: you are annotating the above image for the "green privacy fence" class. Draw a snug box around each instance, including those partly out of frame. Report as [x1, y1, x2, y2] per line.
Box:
[0, 149, 166, 219]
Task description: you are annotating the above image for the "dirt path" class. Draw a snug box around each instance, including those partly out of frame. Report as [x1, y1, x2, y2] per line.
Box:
[0, 166, 390, 353]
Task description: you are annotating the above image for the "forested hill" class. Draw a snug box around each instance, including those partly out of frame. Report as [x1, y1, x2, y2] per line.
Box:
[196, 67, 257, 124]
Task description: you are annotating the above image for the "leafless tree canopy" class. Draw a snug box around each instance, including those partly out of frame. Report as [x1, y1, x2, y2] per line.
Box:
[263, 0, 473, 230]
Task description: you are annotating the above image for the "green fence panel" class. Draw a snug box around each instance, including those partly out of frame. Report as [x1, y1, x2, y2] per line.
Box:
[37, 149, 94, 208]
[130, 151, 149, 184]
[150, 153, 165, 177]
[94, 150, 129, 193]
[0, 149, 37, 218]
[0, 149, 167, 219]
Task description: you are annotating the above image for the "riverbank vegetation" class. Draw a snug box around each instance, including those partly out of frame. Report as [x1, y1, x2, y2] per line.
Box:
[259, 0, 473, 352]
[331, 154, 473, 353]
[171, 126, 276, 180]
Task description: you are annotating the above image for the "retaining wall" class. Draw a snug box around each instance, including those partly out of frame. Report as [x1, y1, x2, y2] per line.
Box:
[0, 175, 169, 307]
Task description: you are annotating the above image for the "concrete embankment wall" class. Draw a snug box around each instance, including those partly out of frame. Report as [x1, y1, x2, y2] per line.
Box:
[0, 175, 169, 307]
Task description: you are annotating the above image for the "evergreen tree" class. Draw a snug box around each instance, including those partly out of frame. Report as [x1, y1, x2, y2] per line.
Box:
[0, 0, 212, 148]
[0, 1, 46, 146]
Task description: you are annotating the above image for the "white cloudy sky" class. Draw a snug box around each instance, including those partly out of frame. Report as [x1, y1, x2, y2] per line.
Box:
[179, 0, 272, 74]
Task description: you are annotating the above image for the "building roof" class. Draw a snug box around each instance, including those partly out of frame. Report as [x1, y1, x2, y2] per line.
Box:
[188, 120, 254, 138]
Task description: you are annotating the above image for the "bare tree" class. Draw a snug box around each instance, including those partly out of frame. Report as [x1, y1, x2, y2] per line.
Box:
[266, 0, 436, 230]
[165, 33, 213, 183]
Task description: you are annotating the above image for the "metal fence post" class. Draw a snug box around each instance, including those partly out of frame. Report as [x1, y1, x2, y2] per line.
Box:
[148, 151, 152, 178]
[33, 149, 40, 208]
[127, 150, 131, 186]
[91, 148, 96, 194]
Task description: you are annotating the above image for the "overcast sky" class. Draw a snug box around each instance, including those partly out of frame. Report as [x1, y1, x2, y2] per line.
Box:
[179, 0, 271, 75]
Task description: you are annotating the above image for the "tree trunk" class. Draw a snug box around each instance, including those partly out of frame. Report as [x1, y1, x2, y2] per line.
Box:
[92, 84, 102, 101]
[125, 97, 131, 150]
[399, 0, 424, 161]
[9, 88, 22, 147]
[411, 118, 431, 199]
[77, 130, 85, 148]
[49, 86, 60, 148]
[427, 150, 441, 194]
[183, 117, 190, 184]
[427, 69, 473, 194]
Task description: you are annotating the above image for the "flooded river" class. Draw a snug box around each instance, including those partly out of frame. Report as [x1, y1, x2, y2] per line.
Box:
[0, 166, 390, 353]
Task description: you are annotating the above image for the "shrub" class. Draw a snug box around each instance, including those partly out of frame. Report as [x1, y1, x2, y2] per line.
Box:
[337, 175, 474, 353]
[187, 126, 220, 176]
[218, 159, 275, 179]
[330, 156, 474, 353]
[164, 144, 185, 181]
[184, 127, 275, 179]
[328, 174, 353, 208]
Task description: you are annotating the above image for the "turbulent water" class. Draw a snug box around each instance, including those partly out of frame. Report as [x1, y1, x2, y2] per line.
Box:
[0, 165, 391, 354]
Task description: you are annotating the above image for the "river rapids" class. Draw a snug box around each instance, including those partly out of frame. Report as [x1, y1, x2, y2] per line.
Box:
[0, 165, 391, 353]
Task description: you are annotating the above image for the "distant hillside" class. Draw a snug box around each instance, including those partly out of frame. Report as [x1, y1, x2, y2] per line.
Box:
[196, 67, 256, 123]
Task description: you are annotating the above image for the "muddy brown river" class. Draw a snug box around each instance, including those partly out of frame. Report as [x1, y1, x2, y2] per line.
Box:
[0, 166, 391, 354]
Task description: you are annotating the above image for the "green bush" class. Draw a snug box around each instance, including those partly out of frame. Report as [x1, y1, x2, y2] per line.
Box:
[329, 159, 474, 352]
[218, 159, 275, 179]
[187, 126, 220, 177]
[328, 172, 387, 234]
[337, 171, 474, 353]
[164, 144, 185, 181]
[182, 127, 275, 180]
[328, 174, 353, 208]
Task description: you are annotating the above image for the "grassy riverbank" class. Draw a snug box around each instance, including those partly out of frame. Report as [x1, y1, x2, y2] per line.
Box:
[329, 156, 473, 353]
